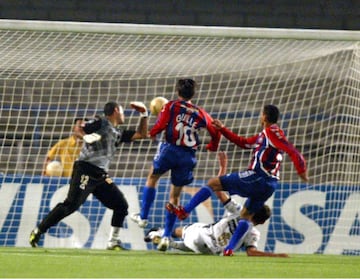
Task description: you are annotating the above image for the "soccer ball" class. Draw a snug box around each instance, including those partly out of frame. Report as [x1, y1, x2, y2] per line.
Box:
[46, 160, 63, 176]
[149, 97, 168, 116]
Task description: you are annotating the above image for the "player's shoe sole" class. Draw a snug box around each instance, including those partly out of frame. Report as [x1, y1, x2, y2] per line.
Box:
[165, 202, 189, 220]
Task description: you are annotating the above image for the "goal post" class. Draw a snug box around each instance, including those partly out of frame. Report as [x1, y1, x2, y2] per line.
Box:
[0, 20, 359, 254]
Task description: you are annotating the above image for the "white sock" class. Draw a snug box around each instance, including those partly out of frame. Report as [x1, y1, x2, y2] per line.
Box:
[108, 226, 121, 242]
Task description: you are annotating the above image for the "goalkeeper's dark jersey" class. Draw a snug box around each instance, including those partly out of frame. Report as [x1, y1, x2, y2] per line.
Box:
[78, 117, 135, 172]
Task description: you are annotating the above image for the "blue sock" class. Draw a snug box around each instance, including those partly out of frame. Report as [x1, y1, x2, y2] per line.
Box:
[140, 187, 156, 219]
[163, 210, 177, 237]
[184, 186, 212, 213]
[225, 219, 251, 250]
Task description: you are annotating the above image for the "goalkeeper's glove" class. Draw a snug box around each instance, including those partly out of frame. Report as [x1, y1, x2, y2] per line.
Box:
[223, 249, 234, 256]
[83, 133, 101, 143]
[130, 101, 148, 117]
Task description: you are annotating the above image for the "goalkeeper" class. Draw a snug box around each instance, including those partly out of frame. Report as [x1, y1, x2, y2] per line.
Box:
[29, 101, 148, 250]
[145, 202, 288, 257]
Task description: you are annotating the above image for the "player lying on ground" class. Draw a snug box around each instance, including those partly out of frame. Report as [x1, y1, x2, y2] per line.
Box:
[145, 202, 288, 257]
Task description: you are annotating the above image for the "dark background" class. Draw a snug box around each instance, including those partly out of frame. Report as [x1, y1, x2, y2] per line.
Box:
[0, 0, 358, 30]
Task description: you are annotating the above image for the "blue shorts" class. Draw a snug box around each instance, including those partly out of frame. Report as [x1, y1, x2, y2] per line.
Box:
[219, 170, 277, 213]
[152, 142, 197, 187]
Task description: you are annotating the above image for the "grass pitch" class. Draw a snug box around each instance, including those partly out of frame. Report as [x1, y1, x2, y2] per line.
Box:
[0, 247, 359, 278]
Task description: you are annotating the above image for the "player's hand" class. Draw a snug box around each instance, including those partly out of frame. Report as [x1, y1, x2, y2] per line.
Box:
[130, 101, 148, 117]
[212, 119, 224, 130]
[83, 133, 101, 143]
[299, 171, 309, 182]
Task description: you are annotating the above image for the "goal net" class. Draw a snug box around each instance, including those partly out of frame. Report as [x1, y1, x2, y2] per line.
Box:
[0, 20, 359, 254]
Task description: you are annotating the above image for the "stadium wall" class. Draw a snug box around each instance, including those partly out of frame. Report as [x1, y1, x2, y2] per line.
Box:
[0, 0, 358, 30]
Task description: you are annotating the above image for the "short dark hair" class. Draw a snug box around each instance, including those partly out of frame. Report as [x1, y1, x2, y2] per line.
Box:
[252, 204, 271, 225]
[103, 101, 118, 116]
[263, 104, 280, 124]
[177, 78, 196, 100]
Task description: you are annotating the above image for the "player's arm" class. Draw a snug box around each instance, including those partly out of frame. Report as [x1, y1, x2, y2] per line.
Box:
[212, 119, 258, 149]
[130, 101, 149, 140]
[82, 117, 102, 134]
[215, 151, 231, 203]
[246, 246, 289, 257]
[81, 117, 103, 143]
[203, 112, 221, 151]
[149, 102, 171, 139]
[266, 126, 308, 182]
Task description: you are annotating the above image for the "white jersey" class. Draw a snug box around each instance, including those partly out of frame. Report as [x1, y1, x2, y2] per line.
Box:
[182, 214, 260, 255]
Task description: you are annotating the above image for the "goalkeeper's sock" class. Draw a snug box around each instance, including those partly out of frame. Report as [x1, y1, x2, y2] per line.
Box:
[140, 186, 156, 219]
[108, 226, 121, 242]
[224, 219, 250, 251]
[184, 186, 212, 213]
[163, 210, 177, 237]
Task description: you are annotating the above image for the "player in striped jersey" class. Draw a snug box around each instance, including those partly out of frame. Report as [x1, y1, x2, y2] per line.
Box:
[145, 203, 288, 257]
[29, 101, 148, 250]
[172, 104, 309, 256]
[131, 78, 221, 251]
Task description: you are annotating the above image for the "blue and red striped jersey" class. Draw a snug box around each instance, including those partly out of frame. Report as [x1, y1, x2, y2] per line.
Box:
[219, 124, 306, 179]
[150, 99, 220, 151]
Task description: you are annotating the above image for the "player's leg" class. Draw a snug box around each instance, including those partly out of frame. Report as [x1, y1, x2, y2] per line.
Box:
[157, 185, 182, 251]
[174, 176, 223, 220]
[93, 179, 129, 250]
[30, 162, 93, 247]
[221, 172, 276, 256]
[158, 147, 196, 251]
[131, 142, 169, 228]
[131, 166, 161, 227]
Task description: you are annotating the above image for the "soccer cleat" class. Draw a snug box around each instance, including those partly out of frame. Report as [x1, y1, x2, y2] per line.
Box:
[223, 249, 234, 256]
[144, 227, 163, 244]
[130, 213, 148, 228]
[107, 240, 128, 251]
[165, 202, 189, 220]
[165, 202, 177, 214]
[175, 205, 189, 220]
[29, 228, 41, 248]
[157, 237, 170, 252]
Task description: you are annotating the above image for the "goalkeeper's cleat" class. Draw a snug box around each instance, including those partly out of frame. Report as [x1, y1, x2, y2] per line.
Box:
[157, 237, 170, 252]
[223, 249, 234, 256]
[130, 213, 148, 228]
[144, 227, 163, 244]
[107, 240, 128, 251]
[165, 202, 189, 220]
[29, 228, 41, 248]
